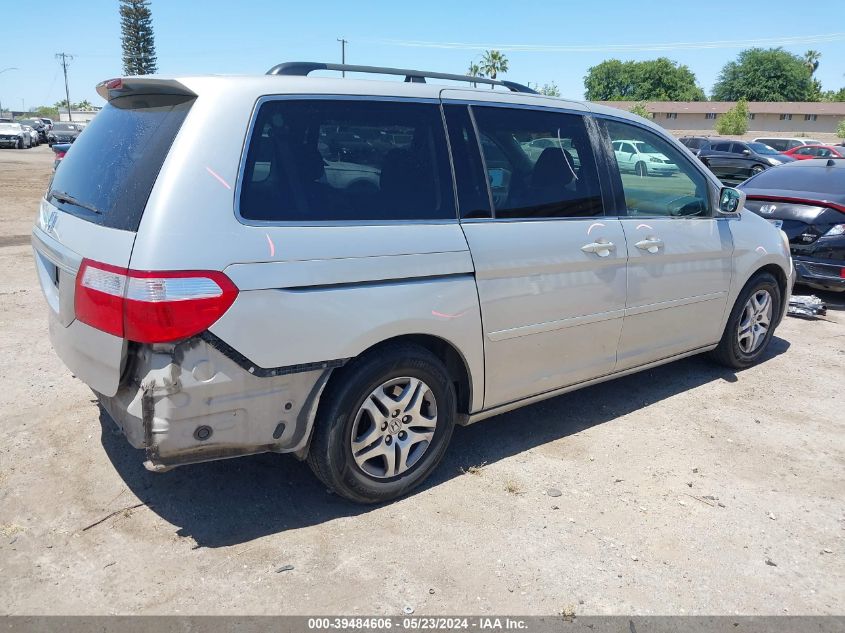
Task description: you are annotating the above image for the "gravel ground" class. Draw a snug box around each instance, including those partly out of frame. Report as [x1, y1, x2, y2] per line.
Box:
[0, 145, 843, 615]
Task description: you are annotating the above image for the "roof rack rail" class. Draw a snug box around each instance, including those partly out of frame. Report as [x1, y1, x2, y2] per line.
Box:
[265, 61, 538, 94]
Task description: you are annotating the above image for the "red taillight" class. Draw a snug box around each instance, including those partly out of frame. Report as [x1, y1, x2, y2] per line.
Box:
[55, 151, 66, 159]
[105, 78, 123, 90]
[74, 259, 238, 343]
[841, 268, 845, 279]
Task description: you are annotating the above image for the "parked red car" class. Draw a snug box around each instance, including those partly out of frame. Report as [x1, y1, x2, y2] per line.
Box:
[783, 145, 845, 160]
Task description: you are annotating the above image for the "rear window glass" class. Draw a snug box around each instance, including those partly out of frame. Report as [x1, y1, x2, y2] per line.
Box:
[48, 94, 194, 231]
[238, 99, 456, 223]
[745, 164, 845, 196]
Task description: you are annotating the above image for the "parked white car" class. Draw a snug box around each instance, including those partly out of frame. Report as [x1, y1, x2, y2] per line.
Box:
[613, 139, 679, 176]
[32, 63, 794, 503]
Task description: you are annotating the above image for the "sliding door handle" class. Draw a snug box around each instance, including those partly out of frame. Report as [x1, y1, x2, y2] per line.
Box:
[634, 236, 664, 254]
[581, 240, 616, 258]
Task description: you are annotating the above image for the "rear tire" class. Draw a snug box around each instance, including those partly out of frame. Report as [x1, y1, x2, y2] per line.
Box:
[307, 344, 456, 504]
[710, 272, 781, 369]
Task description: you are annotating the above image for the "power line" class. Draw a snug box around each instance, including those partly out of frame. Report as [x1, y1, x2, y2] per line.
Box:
[370, 32, 845, 53]
[55, 52, 74, 121]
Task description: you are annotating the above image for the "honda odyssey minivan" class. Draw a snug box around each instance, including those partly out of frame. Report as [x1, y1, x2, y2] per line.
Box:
[32, 63, 794, 503]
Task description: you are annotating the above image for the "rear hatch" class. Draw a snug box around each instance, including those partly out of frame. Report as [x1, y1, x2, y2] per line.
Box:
[32, 87, 195, 396]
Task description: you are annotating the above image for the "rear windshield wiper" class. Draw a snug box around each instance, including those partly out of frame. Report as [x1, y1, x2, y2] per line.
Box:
[49, 190, 102, 215]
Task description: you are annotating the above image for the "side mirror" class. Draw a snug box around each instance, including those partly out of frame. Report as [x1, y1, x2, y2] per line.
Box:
[718, 187, 745, 216]
[742, 149, 751, 156]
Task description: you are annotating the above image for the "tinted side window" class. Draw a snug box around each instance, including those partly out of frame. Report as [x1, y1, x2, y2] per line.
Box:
[605, 120, 710, 217]
[239, 99, 455, 222]
[443, 105, 492, 219]
[471, 106, 604, 219]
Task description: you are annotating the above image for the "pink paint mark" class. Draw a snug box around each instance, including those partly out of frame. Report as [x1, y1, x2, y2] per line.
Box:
[587, 222, 605, 235]
[756, 246, 768, 255]
[432, 309, 468, 319]
[265, 233, 276, 257]
[205, 166, 232, 190]
[636, 223, 654, 231]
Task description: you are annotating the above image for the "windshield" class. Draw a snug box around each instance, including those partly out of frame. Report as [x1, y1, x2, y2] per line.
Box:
[632, 141, 660, 154]
[48, 94, 194, 231]
[748, 142, 778, 155]
[53, 123, 80, 131]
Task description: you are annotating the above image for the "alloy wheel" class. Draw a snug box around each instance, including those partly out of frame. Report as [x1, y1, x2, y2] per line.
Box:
[350, 377, 438, 479]
[737, 289, 772, 354]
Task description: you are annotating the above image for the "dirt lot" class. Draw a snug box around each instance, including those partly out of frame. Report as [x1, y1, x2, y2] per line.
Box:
[0, 146, 843, 615]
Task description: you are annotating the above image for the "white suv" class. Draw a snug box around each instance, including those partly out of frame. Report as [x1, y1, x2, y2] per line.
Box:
[32, 63, 794, 503]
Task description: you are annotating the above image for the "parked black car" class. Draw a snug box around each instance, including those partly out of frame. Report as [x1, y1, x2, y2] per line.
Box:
[678, 136, 713, 156]
[47, 122, 84, 146]
[740, 158, 845, 292]
[18, 118, 48, 144]
[697, 140, 795, 184]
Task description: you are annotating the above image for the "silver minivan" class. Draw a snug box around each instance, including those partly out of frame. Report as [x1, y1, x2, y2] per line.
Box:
[32, 63, 794, 503]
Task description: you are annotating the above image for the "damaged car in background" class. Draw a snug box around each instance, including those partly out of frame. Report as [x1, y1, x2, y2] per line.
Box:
[740, 157, 845, 293]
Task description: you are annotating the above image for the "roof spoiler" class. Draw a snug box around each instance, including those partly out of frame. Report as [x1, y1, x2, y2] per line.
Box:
[265, 61, 538, 94]
[96, 78, 197, 102]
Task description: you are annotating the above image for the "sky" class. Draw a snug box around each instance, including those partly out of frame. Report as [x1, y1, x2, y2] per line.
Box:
[1, 0, 844, 112]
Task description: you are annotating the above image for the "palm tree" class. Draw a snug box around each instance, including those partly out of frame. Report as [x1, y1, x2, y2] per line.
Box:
[480, 50, 509, 88]
[804, 50, 821, 76]
[467, 62, 483, 88]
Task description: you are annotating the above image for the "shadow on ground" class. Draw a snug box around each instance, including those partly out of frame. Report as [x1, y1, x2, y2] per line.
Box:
[100, 337, 789, 548]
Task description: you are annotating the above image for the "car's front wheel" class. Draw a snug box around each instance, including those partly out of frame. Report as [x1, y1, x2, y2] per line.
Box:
[635, 162, 648, 177]
[711, 272, 782, 369]
[307, 344, 456, 504]
[751, 165, 765, 175]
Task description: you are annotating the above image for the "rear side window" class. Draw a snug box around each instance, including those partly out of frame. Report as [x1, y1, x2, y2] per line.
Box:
[470, 106, 604, 219]
[239, 99, 456, 223]
[48, 94, 193, 231]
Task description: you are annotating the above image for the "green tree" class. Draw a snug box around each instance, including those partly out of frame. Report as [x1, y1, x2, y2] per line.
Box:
[821, 87, 845, 102]
[629, 102, 651, 118]
[803, 50, 821, 76]
[466, 62, 483, 88]
[715, 99, 749, 135]
[120, 0, 158, 76]
[53, 99, 96, 111]
[838, 119, 845, 140]
[538, 82, 560, 97]
[584, 58, 705, 101]
[712, 48, 814, 101]
[480, 50, 509, 87]
[33, 105, 59, 118]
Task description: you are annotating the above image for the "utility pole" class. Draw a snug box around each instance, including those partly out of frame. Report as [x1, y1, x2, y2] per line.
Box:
[55, 52, 74, 122]
[337, 38, 348, 76]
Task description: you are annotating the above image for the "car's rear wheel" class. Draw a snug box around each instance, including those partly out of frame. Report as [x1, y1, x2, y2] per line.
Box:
[635, 162, 648, 177]
[307, 344, 456, 504]
[711, 272, 781, 369]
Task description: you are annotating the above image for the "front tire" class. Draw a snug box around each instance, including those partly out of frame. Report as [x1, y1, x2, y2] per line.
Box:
[711, 272, 781, 369]
[751, 165, 765, 176]
[307, 344, 456, 504]
[635, 162, 648, 177]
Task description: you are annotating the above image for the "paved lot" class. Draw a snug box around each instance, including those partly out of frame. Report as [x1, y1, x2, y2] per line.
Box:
[0, 145, 843, 615]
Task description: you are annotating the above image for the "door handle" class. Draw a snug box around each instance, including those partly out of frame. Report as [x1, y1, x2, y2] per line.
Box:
[634, 236, 664, 254]
[581, 239, 616, 258]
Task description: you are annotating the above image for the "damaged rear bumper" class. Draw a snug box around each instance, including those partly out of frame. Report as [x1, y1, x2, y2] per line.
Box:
[97, 335, 336, 471]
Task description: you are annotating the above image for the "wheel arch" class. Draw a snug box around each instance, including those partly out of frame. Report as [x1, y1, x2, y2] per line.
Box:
[293, 333, 476, 461]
